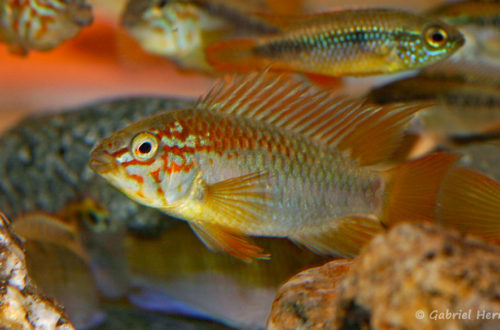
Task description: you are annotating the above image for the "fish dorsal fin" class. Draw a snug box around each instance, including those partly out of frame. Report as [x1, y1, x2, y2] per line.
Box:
[197, 72, 428, 166]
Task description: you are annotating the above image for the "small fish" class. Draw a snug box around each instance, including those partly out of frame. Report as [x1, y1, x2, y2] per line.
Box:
[206, 8, 465, 76]
[11, 198, 130, 297]
[90, 72, 499, 261]
[366, 61, 500, 140]
[426, 0, 500, 61]
[10, 200, 110, 329]
[121, 0, 280, 72]
[426, 0, 500, 28]
[0, 0, 93, 55]
[24, 240, 105, 329]
[125, 221, 330, 328]
[11, 211, 89, 262]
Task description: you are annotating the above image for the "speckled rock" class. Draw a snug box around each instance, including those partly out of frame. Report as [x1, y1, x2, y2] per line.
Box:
[0, 212, 74, 329]
[267, 259, 351, 329]
[268, 223, 500, 330]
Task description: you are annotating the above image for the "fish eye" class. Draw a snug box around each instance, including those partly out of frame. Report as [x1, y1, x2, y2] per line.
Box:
[424, 26, 448, 48]
[131, 132, 159, 161]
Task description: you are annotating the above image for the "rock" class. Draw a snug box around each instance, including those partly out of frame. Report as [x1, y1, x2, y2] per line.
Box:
[268, 223, 500, 329]
[0, 212, 74, 329]
[267, 260, 351, 329]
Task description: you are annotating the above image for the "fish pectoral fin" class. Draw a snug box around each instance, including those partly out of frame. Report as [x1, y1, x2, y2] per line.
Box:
[204, 171, 272, 225]
[189, 222, 270, 262]
[290, 216, 384, 258]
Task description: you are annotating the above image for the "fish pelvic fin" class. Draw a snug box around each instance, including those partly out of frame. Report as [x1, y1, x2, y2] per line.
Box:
[189, 222, 270, 262]
[381, 152, 460, 227]
[198, 72, 428, 166]
[183, 171, 272, 261]
[290, 216, 384, 258]
[437, 168, 500, 241]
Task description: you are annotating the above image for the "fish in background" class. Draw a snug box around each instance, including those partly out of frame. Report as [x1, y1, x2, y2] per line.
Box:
[206, 8, 465, 77]
[0, 0, 93, 55]
[121, 0, 281, 72]
[11, 201, 112, 329]
[125, 222, 330, 328]
[366, 60, 500, 155]
[90, 72, 500, 262]
[426, 0, 500, 61]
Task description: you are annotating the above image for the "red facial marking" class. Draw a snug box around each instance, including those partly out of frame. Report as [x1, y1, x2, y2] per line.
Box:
[150, 168, 162, 183]
[122, 158, 156, 167]
[111, 148, 129, 158]
[130, 174, 144, 184]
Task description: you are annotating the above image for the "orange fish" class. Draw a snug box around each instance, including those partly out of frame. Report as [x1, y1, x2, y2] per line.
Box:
[89, 72, 500, 261]
[0, 0, 93, 55]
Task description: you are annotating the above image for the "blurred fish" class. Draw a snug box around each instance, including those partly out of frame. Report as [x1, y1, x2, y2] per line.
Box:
[12, 198, 130, 313]
[121, 0, 280, 72]
[426, 0, 500, 61]
[366, 61, 500, 142]
[206, 9, 465, 76]
[24, 240, 105, 329]
[90, 72, 499, 261]
[427, 0, 500, 28]
[12, 211, 89, 262]
[0, 0, 93, 55]
[125, 222, 329, 328]
[56, 198, 131, 300]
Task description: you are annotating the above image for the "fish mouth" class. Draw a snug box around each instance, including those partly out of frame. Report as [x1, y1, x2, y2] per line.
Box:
[89, 150, 117, 174]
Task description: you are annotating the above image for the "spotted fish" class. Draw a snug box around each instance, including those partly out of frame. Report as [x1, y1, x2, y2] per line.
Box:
[206, 8, 465, 76]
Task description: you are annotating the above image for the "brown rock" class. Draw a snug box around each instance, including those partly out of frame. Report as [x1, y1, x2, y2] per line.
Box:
[268, 223, 500, 330]
[0, 212, 75, 329]
[267, 259, 352, 329]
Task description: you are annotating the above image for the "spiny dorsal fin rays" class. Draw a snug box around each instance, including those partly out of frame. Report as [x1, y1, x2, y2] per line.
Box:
[197, 72, 429, 166]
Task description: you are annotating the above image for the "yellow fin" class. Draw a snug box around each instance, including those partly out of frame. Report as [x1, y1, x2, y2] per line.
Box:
[290, 216, 384, 258]
[11, 212, 89, 262]
[204, 171, 272, 225]
[198, 72, 428, 166]
[438, 168, 500, 241]
[189, 222, 270, 262]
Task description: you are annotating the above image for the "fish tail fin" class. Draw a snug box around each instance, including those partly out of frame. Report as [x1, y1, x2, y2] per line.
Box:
[437, 168, 500, 241]
[381, 153, 460, 226]
[206, 39, 271, 72]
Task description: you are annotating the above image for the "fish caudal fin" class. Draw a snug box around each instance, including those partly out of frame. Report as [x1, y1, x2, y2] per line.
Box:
[290, 216, 384, 258]
[437, 168, 500, 241]
[189, 222, 270, 262]
[206, 39, 273, 72]
[381, 153, 460, 226]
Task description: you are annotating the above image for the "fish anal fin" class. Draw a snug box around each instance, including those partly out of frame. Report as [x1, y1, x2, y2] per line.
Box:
[290, 216, 383, 258]
[189, 222, 270, 262]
